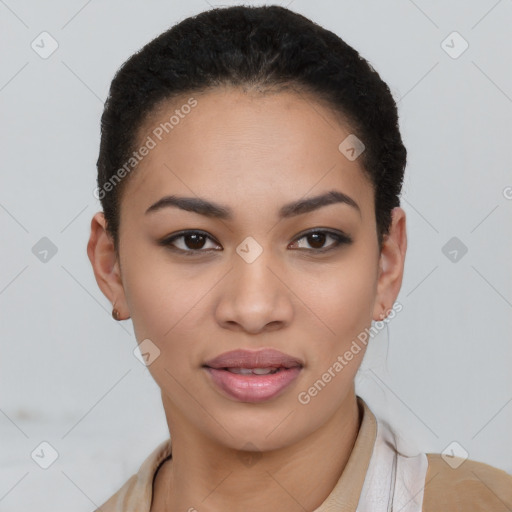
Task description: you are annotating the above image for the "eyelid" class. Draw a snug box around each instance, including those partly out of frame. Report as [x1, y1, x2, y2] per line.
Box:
[292, 227, 352, 243]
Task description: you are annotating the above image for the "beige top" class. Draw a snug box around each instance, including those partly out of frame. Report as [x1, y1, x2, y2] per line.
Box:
[94, 397, 512, 511]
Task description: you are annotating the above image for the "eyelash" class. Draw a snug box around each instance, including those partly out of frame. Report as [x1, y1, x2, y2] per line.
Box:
[159, 229, 352, 256]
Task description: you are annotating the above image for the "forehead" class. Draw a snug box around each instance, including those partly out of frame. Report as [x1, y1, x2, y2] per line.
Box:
[121, 87, 373, 221]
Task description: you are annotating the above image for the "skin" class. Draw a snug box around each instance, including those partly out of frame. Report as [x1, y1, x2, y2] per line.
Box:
[87, 86, 407, 512]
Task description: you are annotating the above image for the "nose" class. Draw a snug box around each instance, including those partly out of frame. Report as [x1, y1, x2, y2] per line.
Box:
[214, 243, 294, 334]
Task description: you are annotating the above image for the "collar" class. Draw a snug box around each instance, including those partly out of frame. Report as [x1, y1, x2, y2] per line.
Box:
[312, 396, 377, 511]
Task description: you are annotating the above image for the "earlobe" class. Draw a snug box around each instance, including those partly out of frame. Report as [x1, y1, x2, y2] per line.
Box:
[87, 212, 128, 318]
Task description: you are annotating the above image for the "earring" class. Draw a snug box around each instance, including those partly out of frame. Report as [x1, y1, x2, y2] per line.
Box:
[379, 310, 387, 320]
[112, 301, 121, 321]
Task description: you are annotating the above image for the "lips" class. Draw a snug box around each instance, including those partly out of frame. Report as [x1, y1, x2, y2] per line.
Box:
[203, 348, 304, 370]
[202, 348, 304, 403]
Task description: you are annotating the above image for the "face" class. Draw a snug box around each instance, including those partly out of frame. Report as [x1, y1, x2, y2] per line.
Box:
[88, 86, 406, 452]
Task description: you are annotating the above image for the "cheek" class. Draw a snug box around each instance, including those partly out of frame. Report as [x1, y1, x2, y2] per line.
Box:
[304, 258, 377, 347]
[295, 269, 374, 416]
[297, 257, 377, 407]
[121, 245, 218, 387]
[121, 250, 176, 347]
[120, 238, 198, 329]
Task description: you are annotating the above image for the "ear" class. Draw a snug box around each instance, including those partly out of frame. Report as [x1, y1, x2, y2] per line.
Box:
[372, 207, 407, 321]
[86, 212, 128, 318]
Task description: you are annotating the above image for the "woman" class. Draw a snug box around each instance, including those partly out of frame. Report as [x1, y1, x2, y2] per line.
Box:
[87, 5, 512, 511]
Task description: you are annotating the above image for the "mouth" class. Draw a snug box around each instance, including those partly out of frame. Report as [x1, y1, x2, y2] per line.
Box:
[202, 349, 304, 403]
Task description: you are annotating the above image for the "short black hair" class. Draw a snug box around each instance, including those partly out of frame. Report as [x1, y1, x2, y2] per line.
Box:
[96, 4, 406, 253]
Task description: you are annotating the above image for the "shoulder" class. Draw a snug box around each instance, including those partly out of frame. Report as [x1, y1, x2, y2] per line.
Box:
[92, 438, 172, 512]
[422, 453, 512, 511]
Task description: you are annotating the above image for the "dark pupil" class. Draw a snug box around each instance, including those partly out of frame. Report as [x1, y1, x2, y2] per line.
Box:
[186, 233, 206, 250]
[307, 232, 326, 249]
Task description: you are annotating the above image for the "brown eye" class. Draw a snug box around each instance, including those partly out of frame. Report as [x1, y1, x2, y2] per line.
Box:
[305, 232, 327, 249]
[290, 229, 352, 252]
[160, 230, 221, 255]
[182, 233, 207, 250]
[160, 228, 351, 256]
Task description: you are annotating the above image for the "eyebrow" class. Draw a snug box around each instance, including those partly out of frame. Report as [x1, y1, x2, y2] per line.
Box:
[145, 189, 361, 220]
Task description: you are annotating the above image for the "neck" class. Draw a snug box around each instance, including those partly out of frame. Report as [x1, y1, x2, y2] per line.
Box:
[152, 393, 362, 512]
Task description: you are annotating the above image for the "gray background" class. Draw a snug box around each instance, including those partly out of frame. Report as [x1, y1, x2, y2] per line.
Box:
[1, 0, 511, 510]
